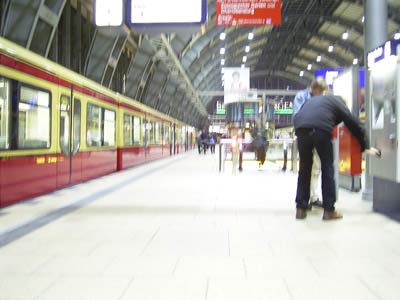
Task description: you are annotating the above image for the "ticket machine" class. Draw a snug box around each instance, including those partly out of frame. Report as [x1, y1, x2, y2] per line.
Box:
[333, 67, 362, 191]
[368, 38, 400, 182]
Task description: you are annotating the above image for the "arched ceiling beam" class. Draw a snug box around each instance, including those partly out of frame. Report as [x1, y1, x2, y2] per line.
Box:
[252, 70, 310, 87]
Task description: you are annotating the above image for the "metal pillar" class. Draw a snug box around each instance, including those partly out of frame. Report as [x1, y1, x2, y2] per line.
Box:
[363, 0, 388, 201]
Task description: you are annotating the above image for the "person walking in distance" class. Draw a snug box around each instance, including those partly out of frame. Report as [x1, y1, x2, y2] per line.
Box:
[293, 84, 380, 220]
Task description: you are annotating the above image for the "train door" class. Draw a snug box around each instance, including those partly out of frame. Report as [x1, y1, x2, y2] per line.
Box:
[57, 92, 81, 187]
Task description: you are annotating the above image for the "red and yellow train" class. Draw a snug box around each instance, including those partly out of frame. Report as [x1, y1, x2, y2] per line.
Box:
[0, 37, 196, 207]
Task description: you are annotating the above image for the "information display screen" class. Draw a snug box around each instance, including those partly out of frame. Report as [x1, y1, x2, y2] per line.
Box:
[94, 0, 124, 26]
[129, 0, 207, 24]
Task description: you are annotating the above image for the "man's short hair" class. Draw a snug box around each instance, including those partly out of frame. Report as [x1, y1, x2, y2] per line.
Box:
[310, 78, 328, 91]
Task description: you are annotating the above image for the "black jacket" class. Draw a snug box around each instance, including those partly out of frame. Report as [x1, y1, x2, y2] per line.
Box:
[293, 94, 369, 151]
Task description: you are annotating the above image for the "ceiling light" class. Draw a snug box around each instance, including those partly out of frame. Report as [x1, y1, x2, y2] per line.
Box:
[353, 58, 358, 65]
[328, 45, 334, 52]
[221, 59, 225, 65]
[242, 56, 247, 62]
[245, 45, 250, 53]
[316, 55, 322, 62]
[241, 64, 245, 68]
[342, 31, 349, 40]
[220, 47, 225, 55]
[361, 16, 365, 23]
[307, 64, 312, 70]
[299, 70, 304, 77]
[248, 32, 254, 40]
[220, 32, 226, 40]
[395, 32, 400, 40]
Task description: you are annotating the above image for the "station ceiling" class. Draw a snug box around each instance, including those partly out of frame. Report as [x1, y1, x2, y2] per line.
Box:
[1, 0, 399, 127]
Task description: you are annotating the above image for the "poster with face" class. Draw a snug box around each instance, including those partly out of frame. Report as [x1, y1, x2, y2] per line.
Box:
[223, 67, 250, 104]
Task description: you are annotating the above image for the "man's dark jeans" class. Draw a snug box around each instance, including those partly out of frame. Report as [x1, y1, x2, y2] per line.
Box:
[295, 128, 336, 211]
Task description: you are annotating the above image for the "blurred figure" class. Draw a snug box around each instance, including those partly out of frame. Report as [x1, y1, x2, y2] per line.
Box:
[201, 131, 208, 154]
[254, 132, 267, 168]
[209, 134, 216, 154]
[197, 130, 202, 154]
[282, 139, 288, 171]
[230, 71, 246, 91]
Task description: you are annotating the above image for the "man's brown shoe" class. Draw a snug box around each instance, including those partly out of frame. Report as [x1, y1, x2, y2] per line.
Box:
[296, 208, 307, 219]
[322, 210, 343, 220]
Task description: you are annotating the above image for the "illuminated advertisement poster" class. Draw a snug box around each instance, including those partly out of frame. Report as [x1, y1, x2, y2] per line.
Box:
[129, 0, 206, 24]
[223, 67, 250, 104]
[333, 70, 354, 113]
[216, 0, 281, 26]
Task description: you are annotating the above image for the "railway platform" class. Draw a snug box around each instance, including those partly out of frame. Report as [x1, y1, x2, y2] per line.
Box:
[0, 150, 399, 299]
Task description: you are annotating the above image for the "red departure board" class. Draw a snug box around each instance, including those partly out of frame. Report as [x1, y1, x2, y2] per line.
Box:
[216, 0, 281, 26]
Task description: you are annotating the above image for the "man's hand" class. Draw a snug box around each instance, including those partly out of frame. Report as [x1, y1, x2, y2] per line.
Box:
[365, 147, 381, 157]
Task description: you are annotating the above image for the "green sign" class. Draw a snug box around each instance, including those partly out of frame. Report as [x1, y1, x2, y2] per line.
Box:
[275, 108, 293, 114]
[216, 109, 226, 115]
[244, 108, 255, 115]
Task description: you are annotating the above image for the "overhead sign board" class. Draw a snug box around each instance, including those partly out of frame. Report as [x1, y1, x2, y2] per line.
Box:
[367, 38, 400, 67]
[94, 0, 124, 26]
[216, 0, 281, 26]
[315, 68, 365, 89]
[126, 0, 207, 33]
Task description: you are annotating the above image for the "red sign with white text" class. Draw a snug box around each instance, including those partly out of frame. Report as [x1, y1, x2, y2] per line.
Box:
[216, 0, 281, 26]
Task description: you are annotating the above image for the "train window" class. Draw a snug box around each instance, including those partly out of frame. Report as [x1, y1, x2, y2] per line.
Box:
[87, 104, 102, 146]
[154, 122, 161, 144]
[149, 121, 156, 144]
[164, 125, 170, 145]
[103, 109, 115, 146]
[86, 103, 115, 147]
[123, 114, 132, 145]
[73, 99, 81, 152]
[0, 77, 10, 149]
[59, 96, 81, 154]
[59, 95, 70, 154]
[133, 115, 141, 145]
[123, 114, 141, 145]
[142, 119, 148, 146]
[18, 85, 50, 149]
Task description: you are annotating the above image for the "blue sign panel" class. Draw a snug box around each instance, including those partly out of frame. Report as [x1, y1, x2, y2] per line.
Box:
[367, 38, 400, 66]
[315, 67, 365, 89]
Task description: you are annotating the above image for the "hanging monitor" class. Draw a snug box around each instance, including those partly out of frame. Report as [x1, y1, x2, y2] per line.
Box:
[94, 0, 124, 26]
[127, 0, 207, 33]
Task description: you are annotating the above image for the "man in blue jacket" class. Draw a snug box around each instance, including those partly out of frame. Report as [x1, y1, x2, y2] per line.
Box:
[293, 82, 379, 220]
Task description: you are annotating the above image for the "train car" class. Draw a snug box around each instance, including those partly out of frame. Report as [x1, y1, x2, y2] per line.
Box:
[117, 95, 176, 169]
[0, 37, 194, 207]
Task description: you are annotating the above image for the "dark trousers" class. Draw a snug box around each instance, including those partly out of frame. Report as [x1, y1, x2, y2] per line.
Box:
[210, 144, 215, 153]
[282, 149, 288, 171]
[295, 128, 336, 211]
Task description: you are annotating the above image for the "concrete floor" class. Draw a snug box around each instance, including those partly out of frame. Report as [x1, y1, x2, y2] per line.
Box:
[0, 151, 399, 299]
